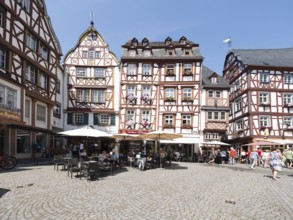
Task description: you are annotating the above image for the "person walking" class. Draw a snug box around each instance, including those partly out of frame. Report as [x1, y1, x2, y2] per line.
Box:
[268, 148, 283, 180]
[208, 148, 216, 165]
[250, 149, 258, 169]
[229, 147, 236, 165]
[262, 150, 270, 168]
[283, 148, 293, 169]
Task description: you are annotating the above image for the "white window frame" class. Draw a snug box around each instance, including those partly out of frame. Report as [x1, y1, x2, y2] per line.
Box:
[182, 115, 191, 125]
[26, 32, 36, 51]
[260, 116, 270, 127]
[142, 86, 151, 96]
[284, 74, 293, 84]
[40, 44, 48, 60]
[26, 63, 36, 83]
[36, 104, 46, 122]
[166, 88, 175, 98]
[0, 83, 17, 109]
[236, 119, 243, 130]
[89, 49, 94, 59]
[76, 67, 86, 77]
[37, 72, 48, 90]
[259, 93, 269, 104]
[208, 91, 213, 97]
[284, 93, 293, 105]
[99, 114, 110, 125]
[95, 68, 105, 78]
[235, 98, 242, 112]
[260, 73, 269, 84]
[143, 64, 151, 76]
[165, 115, 174, 124]
[127, 110, 135, 121]
[127, 86, 136, 96]
[74, 113, 83, 125]
[141, 110, 150, 122]
[91, 90, 105, 103]
[215, 91, 221, 98]
[183, 88, 192, 98]
[95, 51, 100, 58]
[128, 64, 136, 75]
[82, 51, 88, 58]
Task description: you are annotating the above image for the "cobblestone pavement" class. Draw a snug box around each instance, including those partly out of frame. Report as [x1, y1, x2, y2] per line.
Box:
[0, 162, 293, 220]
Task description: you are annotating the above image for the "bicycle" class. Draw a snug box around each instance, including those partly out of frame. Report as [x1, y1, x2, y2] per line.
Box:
[0, 153, 17, 170]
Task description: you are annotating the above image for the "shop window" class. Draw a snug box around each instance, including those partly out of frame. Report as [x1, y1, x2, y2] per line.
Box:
[17, 129, 31, 153]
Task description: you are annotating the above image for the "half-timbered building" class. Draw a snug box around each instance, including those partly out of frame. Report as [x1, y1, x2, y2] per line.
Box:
[0, 0, 63, 158]
[120, 37, 203, 159]
[223, 48, 293, 150]
[200, 66, 230, 146]
[63, 22, 120, 140]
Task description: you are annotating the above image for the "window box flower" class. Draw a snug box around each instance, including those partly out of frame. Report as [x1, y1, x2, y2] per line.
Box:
[284, 103, 293, 108]
[259, 126, 271, 130]
[99, 123, 109, 127]
[141, 94, 150, 101]
[182, 97, 192, 102]
[165, 97, 175, 101]
[260, 102, 270, 106]
[166, 69, 175, 75]
[183, 69, 193, 75]
[164, 123, 175, 128]
[181, 124, 192, 129]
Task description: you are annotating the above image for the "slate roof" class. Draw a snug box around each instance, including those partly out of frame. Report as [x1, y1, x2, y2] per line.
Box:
[229, 48, 293, 68]
[202, 65, 230, 89]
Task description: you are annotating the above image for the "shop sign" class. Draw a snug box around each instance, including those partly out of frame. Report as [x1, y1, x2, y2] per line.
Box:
[0, 110, 21, 121]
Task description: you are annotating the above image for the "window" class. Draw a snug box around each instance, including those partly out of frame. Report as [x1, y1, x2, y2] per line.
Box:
[40, 44, 48, 60]
[26, 32, 36, 51]
[182, 115, 191, 125]
[76, 67, 86, 77]
[216, 91, 221, 98]
[165, 115, 174, 124]
[166, 64, 174, 75]
[25, 63, 36, 83]
[37, 72, 48, 90]
[284, 94, 293, 105]
[142, 86, 151, 96]
[127, 85, 136, 96]
[208, 91, 213, 98]
[260, 73, 269, 84]
[185, 50, 190, 55]
[182, 88, 192, 98]
[144, 50, 151, 57]
[166, 88, 175, 98]
[56, 79, 60, 94]
[36, 104, 46, 122]
[236, 120, 243, 130]
[127, 110, 135, 121]
[82, 51, 88, 58]
[143, 64, 151, 76]
[0, 83, 17, 109]
[129, 50, 136, 57]
[91, 90, 105, 103]
[0, 7, 4, 27]
[89, 49, 94, 59]
[141, 110, 150, 122]
[95, 68, 105, 78]
[74, 113, 83, 125]
[283, 117, 293, 127]
[167, 50, 173, 56]
[95, 51, 100, 58]
[17, 129, 31, 153]
[205, 133, 218, 140]
[25, 99, 30, 118]
[260, 116, 270, 127]
[284, 74, 293, 84]
[220, 112, 226, 120]
[77, 89, 89, 102]
[128, 64, 136, 75]
[259, 93, 269, 104]
[0, 46, 7, 69]
[183, 64, 192, 74]
[235, 98, 242, 112]
[99, 114, 110, 125]
[211, 77, 217, 84]
[53, 102, 61, 118]
[18, 0, 30, 13]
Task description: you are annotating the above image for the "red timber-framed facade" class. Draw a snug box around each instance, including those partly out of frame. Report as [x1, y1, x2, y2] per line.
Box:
[223, 48, 293, 151]
[63, 23, 120, 139]
[120, 37, 203, 158]
[0, 0, 63, 159]
[200, 66, 230, 147]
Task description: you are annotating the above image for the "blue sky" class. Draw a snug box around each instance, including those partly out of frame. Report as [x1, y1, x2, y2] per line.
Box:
[45, 0, 293, 75]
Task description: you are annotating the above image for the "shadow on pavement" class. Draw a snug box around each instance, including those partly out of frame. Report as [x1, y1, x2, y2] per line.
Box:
[0, 188, 11, 198]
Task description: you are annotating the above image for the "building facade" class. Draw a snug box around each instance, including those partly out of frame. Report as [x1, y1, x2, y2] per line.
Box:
[223, 48, 293, 150]
[120, 37, 204, 158]
[0, 0, 63, 158]
[200, 66, 230, 145]
[63, 23, 120, 142]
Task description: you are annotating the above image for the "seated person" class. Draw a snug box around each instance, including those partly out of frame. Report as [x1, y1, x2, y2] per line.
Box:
[98, 150, 109, 161]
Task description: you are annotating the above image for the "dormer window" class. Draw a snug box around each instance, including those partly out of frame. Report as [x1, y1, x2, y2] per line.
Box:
[179, 36, 187, 44]
[211, 77, 218, 84]
[142, 38, 149, 46]
[131, 38, 138, 46]
[165, 37, 172, 45]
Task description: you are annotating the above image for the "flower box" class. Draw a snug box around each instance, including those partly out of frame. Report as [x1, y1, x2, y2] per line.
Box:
[164, 123, 175, 128]
[183, 70, 192, 75]
[165, 97, 175, 101]
[166, 70, 175, 75]
[260, 102, 270, 106]
[181, 124, 192, 129]
[182, 97, 192, 102]
[259, 126, 271, 130]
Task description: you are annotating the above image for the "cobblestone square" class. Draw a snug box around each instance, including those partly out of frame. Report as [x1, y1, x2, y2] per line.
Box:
[0, 162, 292, 220]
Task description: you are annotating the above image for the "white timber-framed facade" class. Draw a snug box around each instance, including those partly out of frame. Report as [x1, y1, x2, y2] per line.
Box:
[223, 48, 293, 151]
[0, 0, 64, 159]
[63, 23, 120, 140]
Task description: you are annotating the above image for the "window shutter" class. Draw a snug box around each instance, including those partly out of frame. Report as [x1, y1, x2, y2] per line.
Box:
[67, 113, 72, 124]
[83, 113, 89, 125]
[110, 114, 115, 125]
[94, 113, 99, 125]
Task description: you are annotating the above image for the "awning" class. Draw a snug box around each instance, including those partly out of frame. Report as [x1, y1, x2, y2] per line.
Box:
[242, 141, 280, 146]
[160, 137, 205, 144]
